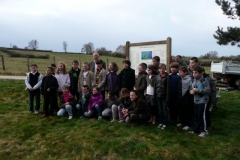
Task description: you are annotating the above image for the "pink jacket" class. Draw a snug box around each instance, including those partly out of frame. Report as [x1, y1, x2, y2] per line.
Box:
[87, 92, 104, 110]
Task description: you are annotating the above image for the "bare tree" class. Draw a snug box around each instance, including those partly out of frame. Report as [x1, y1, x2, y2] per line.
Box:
[96, 47, 107, 55]
[81, 42, 94, 54]
[28, 39, 38, 50]
[12, 45, 18, 49]
[200, 51, 218, 59]
[63, 41, 67, 53]
[115, 45, 126, 54]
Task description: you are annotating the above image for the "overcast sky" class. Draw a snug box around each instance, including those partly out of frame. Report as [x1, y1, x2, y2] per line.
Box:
[0, 0, 239, 56]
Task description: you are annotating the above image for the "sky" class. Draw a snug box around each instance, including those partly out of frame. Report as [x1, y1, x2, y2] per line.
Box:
[0, 0, 239, 57]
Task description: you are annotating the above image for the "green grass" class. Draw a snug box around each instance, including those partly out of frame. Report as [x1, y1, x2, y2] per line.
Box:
[0, 79, 240, 159]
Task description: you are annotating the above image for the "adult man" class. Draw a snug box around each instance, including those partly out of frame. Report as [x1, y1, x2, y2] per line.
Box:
[89, 52, 106, 73]
[176, 55, 188, 67]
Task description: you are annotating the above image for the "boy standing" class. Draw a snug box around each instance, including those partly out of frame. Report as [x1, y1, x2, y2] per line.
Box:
[68, 60, 81, 101]
[78, 62, 95, 93]
[95, 60, 107, 99]
[25, 64, 43, 114]
[119, 60, 135, 92]
[41, 67, 59, 119]
[189, 66, 210, 137]
[134, 63, 147, 99]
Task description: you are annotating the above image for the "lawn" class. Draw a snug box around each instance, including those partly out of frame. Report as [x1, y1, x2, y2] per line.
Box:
[0, 79, 239, 160]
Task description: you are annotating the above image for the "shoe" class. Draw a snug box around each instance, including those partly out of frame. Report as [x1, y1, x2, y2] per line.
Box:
[49, 116, 53, 119]
[111, 119, 116, 122]
[199, 131, 208, 138]
[182, 126, 190, 131]
[118, 120, 124, 123]
[41, 114, 46, 118]
[34, 110, 39, 114]
[157, 124, 163, 128]
[177, 123, 182, 127]
[161, 125, 166, 130]
[98, 116, 102, 120]
[188, 131, 195, 134]
[68, 116, 73, 120]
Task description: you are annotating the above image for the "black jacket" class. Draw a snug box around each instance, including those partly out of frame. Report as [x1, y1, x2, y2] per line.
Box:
[128, 97, 150, 116]
[156, 72, 169, 99]
[119, 96, 131, 109]
[134, 71, 147, 99]
[68, 68, 81, 91]
[41, 75, 58, 95]
[119, 68, 135, 91]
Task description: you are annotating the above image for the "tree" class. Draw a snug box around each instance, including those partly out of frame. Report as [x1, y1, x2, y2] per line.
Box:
[115, 45, 126, 54]
[81, 42, 94, 54]
[96, 47, 107, 55]
[24, 47, 28, 49]
[213, 0, 240, 47]
[200, 51, 219, 59]
[28, 39, 39, 50]
[63, 41, 67, 53]
[12, 45, 18, 49]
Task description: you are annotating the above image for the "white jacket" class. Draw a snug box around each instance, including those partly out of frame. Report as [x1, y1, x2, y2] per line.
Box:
[25, 72, 43, 90]
[55, 72, 70, 92]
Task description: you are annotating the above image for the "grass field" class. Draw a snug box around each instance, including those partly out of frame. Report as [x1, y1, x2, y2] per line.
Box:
[0, 49, 211, 76]
[0, 79, 239, 159]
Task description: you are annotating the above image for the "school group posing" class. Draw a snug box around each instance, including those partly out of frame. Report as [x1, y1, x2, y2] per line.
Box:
[25, 53, 216, 138]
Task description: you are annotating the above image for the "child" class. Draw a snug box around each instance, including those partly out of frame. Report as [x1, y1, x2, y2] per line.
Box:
[68, 60, 81, 101]
[146, 65, 159, 125]
[76, 85, 91, 118]
[105, 62, 119, 97]
[41, 67, 59, 119]
[152, 56, 160, 74]
[134, 63, 147, 99]
[119, 60, 135, 92]
[189, 66, 210, 138]
[188, 57, 199, 78]
[178, 66, 192, 131]
[78, 62, 95, 94]
[51, 63, 56, 75]
[57, 85, 76, 119]
[95, 60, 107, 99]
[25, 64, 43, 114]
[118, 88, 131, 123]
[102, 91, 120, 122]
[123, 90, 150, 123]
[84, 87, 104, 120]
[168, 62, 181, 125]
[202, 67, 216, 131]
[156, 63, 169, 130]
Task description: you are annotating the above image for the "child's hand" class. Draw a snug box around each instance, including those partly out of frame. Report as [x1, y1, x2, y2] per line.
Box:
[193, 88, 198, 92]
[65, 102, 69, 105]
[47, 88, 50, 92]
[134, 87, 136, 90]
[190, 90, 195, 95]
[88, 110, 91, 114]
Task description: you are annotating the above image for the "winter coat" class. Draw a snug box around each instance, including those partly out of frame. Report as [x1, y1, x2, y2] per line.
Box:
[68, 68, 81, 91]
[203, 73, 216, 104]
[105, 71, 119, 94]
[156, 72, 169, 99]
[104, 96, 120, 109]
[134, 71, 147, 99]
[89, 60, 106, 73]
[41, 75, 59, 95]
[119, 96, 131, 109]
[55, 72, 70, 92]
[95, 68, 107, 91]
[78, 70, 95, 92]
[87, 92, 104, 110]
[60, 92, 76, 108]
[119, 68, 135, 91]
[128, 97, 150, 116]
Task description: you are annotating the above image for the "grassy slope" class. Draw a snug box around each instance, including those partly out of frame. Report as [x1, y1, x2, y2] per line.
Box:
[0, 79, 239, 160]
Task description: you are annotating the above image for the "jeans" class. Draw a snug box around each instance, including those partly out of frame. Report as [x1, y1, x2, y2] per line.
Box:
[157, 98, 168, 125]
[28, 90, 40, 111]
[102, 105, 118, 119]
[57, 105, 73, 116]
[84, 104, 102, 117]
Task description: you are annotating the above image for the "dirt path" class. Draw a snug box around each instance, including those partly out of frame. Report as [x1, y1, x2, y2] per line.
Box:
[0, 75, 25, 80]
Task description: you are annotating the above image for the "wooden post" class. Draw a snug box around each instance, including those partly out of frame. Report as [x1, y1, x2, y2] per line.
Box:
[27, 56, 30, 72]
[53, 56, 56, 64]
[166, 37, 172, 73]
[125, 41, 130, 60]
[1, 55, 5, 70]
[107, 58, 109, 71]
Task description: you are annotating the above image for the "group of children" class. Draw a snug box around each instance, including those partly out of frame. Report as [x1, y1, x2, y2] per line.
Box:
[25, 55, 216, 138]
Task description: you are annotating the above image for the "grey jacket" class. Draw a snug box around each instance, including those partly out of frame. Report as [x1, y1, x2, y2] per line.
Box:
[190, 76, 210, 104]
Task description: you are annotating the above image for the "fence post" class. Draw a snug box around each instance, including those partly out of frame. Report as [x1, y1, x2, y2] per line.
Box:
[1, 55, 5, 70]
[53, 56, 55, 64]
[106, 58, 109, 71]
[27, 56, 30, 72]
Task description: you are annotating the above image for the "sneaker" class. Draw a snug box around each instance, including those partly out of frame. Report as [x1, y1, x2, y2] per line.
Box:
[41, 114, 46, 118]
[118, 120, 124, 123]
[176, 123, 182, 127]
[49, 116, 53, 119]
[111, 119, 116, 122]
[161, 125, 166, 130]
[68, 116, 73, 120]
[98, 116, 102, 120]
[188, 131, 195, 134]
[182, 126, 190, 131]
[34, 110, 39, 114]
[198, 131, 208, 138]
[157, 124, 163, 128]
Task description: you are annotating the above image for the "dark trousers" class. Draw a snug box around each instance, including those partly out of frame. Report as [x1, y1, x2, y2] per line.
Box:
[130, 113, 150, 123]
[193, 103, 207, 133]
[43, 94, 57, 116]
[28, 90, 40, 111]
[70, 89, 80, 102]
[206, 102, 211, 128]
[101, 90, 105, 100]
[157, 98, 168, 125]
[168, 95, 178, 123]
[178, 102, 192, 127]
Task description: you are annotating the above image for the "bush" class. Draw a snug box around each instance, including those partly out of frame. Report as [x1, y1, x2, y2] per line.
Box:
[0, 49, 49, 59]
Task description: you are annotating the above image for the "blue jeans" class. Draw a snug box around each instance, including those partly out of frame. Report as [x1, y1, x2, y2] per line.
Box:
[28, 90, 40, 111]
[57, 105, 73, 116]
[157, 98, 168, 125]
[84, 104, 102, 117]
